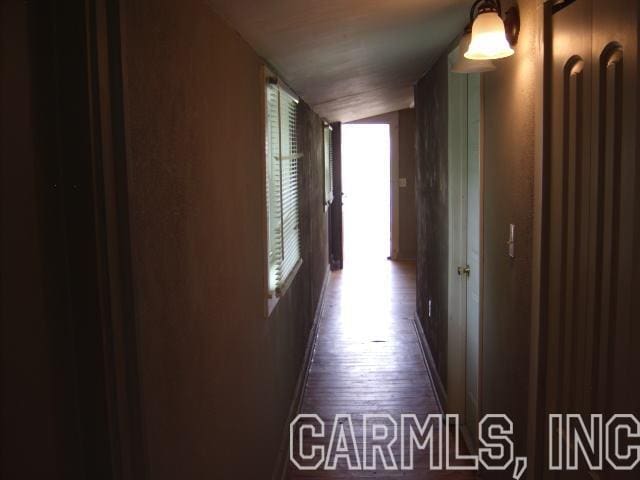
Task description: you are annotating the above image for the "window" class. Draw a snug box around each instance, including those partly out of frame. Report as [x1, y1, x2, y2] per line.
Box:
[323, 125, 334, 207]
[265, 77, 302, 298]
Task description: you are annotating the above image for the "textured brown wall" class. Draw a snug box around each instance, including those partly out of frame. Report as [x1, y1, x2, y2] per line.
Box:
[119, 0, 328, 477]
[481, 0, 536, 468]
[414, 55, 449, 385]
[398, 108, 417, 260]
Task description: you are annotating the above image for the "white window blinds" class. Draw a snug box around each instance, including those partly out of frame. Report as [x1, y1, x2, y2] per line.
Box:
[266, 79, 302, 296]
[323, 125, 334, 206]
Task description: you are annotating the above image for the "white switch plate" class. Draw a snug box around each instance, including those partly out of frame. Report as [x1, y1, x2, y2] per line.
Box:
[399, 178, 407, 188]
[508, 224, 515, 258]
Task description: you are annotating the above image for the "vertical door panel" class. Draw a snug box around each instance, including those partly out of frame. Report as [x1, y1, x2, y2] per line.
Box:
[547, 1, 593, 478]
[447, 50, 468, 420]
[466, 73, 481, 443]
[590, 0, 639, 426]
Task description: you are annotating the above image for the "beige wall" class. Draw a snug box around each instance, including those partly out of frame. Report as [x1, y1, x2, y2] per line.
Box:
[481, 0, 537, 466]
[398, 108, 417, 260]
[119, 0, 328, 477]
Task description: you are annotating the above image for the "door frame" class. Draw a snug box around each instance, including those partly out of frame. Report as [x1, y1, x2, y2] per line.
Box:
[526, 1, 554, 478]
[86, 1, 149, 477]
[56, 0, 148, 478]
[446, 48, 485, 447]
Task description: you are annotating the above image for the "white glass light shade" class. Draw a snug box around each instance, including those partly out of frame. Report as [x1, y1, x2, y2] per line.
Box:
[465, 11, 514, 60]
[451, 33, 496, 73]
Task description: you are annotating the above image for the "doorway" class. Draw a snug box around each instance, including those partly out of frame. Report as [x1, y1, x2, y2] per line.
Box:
[447, 49, 482, 447]
[341, 123, 391, 266]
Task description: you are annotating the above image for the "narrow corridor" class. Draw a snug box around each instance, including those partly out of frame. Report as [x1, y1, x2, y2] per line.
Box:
[288, 258, 476, 478]
[7, 1, 640, 479]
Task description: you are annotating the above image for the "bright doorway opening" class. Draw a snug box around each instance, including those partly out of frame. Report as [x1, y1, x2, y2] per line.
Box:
[341, 123, 391, 267]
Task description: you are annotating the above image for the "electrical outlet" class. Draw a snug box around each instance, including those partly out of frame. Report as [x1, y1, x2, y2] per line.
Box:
[399, 177, 407, 188]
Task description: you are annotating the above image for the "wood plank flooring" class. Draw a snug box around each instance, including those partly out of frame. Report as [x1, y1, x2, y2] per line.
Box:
[287, 260, 477, 479]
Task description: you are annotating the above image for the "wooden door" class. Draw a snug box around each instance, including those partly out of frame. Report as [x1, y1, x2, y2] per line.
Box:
[329, 123, 343, 270]
[3, 0, 148, 478]
[542, 0, 639, 477]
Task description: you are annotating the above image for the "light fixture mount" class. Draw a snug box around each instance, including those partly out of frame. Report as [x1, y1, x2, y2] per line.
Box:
[474, 0, 500, 15]
[469, 0, 520, 46]
[503, 6, 520, 46]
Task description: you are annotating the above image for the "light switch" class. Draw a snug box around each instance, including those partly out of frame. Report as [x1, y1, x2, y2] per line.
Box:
[508, 224, 515, 258]
[399, 178, 407, 188]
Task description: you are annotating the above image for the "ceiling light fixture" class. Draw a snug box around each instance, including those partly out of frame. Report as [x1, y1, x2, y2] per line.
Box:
[465, 0, 520, 61]
[451, 27, 496, 74]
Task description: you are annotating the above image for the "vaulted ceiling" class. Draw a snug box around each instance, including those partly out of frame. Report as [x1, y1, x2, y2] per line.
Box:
[208, 0, 469, 122]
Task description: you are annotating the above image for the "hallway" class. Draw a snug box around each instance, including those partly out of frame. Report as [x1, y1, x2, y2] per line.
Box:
[288, 258, 476, 478]
[4, 0, 640, 479]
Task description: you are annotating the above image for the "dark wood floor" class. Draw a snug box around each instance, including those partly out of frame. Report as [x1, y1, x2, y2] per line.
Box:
[287, 259, 477, 479]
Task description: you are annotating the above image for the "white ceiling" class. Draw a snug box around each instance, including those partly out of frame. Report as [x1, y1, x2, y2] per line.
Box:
[208, 0, 469, 122]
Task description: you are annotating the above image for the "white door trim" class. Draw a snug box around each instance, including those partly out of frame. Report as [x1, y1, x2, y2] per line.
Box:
[446, 52, 484, 444]
[447, 49, 469, 420]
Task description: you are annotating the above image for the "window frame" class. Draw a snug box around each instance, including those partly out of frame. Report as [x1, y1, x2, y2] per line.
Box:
[261, 67, 303, 316]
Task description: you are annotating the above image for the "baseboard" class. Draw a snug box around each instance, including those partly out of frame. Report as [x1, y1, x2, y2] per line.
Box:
[412, 313, 480, 459]
[272, 266, 331, 480]
[393, 254, 417, 262]
[412, 311, 447, 413]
